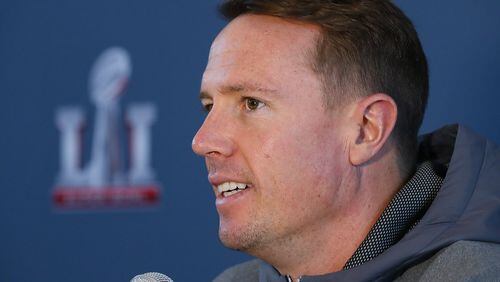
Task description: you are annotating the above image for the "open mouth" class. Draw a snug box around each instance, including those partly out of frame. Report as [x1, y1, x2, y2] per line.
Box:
[217, 182, 250, 197]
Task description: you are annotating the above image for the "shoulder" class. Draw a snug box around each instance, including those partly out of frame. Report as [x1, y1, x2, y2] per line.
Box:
[213, 259, 261, 282]
[397, 240, 500, 281]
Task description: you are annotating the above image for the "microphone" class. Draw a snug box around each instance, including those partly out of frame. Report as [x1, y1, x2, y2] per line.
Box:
[130, 272, 173, 282]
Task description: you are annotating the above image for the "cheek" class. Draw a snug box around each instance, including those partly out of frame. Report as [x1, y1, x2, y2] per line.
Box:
[256, 123, 344, 190]
[253, 128, 347, 221]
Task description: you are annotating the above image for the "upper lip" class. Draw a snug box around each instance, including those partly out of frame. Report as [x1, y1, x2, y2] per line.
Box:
[208, 174, 250, 187]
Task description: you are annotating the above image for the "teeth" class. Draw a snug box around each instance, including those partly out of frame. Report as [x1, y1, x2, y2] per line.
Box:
[223, 190, 242, 197]
[217, 181, 249, 194]
[222, 182, 231, 193]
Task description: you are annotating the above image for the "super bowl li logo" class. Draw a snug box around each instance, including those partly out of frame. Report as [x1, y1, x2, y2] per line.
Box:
[53, 47, 160, 209]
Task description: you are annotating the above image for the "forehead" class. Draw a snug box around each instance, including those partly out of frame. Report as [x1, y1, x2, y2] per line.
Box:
[202, 14, 321, 92]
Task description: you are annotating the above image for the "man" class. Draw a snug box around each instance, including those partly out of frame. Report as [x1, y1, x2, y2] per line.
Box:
[192, 0, 500, 281]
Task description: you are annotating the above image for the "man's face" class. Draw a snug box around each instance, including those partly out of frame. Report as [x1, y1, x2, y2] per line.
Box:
[192, 15, 353, 254]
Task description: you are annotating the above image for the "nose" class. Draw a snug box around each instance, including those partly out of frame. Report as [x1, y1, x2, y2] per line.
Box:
[192, 109, 235, 158]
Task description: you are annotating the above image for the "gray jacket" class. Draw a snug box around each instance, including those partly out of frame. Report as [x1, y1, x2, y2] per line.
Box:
[214, 125, 500, 281]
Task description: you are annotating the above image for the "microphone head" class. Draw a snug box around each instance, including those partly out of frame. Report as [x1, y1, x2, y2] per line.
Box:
[130, 272, 173, 282]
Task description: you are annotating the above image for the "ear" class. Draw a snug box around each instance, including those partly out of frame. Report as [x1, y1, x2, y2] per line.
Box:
[349, 93, 397, 166]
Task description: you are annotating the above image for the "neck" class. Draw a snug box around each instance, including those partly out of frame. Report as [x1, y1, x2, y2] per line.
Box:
[252, 153, 404, 278]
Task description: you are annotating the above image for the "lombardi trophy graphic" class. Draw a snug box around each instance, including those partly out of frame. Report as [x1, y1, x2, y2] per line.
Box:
[53, 47, 160, 208]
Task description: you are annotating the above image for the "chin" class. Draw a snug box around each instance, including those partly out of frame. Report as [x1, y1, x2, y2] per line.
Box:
[218, 223, 260, 252]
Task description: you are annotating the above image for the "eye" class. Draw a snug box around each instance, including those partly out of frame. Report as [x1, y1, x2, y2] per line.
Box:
[202, 102, 213, 113]
[244, 97, 264, 111]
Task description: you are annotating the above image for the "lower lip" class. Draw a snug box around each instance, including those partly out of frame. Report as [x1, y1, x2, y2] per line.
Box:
[215, 187, 253, 207]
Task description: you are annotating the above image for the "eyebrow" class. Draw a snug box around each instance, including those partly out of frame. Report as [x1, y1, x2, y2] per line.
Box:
[199, 82, 278, 100]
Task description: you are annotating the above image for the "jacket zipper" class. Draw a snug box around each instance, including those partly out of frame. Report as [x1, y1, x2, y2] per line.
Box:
[286, 275, 301, 282]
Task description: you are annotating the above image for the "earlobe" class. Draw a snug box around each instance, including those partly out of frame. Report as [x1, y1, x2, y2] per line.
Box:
[349, 94, 397, 166]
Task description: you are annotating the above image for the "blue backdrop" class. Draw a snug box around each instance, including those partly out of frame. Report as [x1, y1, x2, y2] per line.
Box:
[0, 1, 499, 281]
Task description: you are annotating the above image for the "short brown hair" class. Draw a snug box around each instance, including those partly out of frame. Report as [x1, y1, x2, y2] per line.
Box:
[218, 0, 429, 174]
